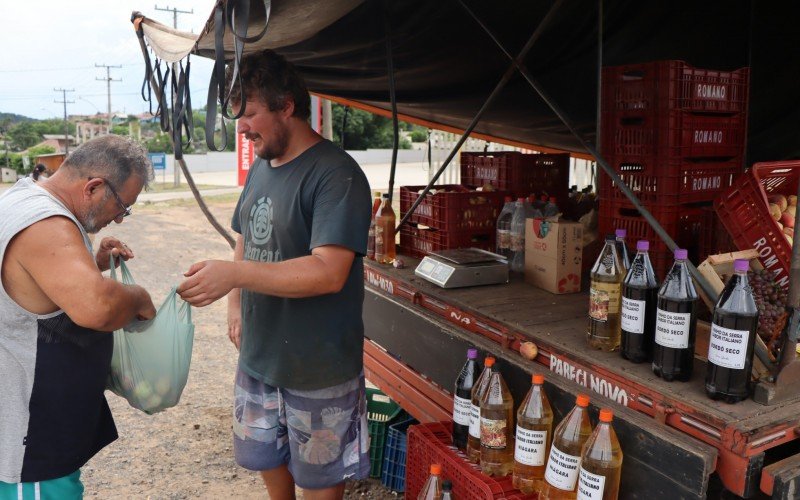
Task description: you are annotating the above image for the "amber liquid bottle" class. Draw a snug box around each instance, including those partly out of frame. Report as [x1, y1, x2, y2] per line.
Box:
[588, 235, 625, 351]
[480, 364, 515, 477]
[467, 356, 495, 463]
[577, 409, 623, 500]
[620, 240, 659, 363]
[652, 249, 698, 382]
[418, 463, 443, 500]
[540, 394, 593, 499]
[705, 259, 760, 403]
[513, 374, 553, 494]
[374, 193, 396, 264]
[453, 348, 481, 451]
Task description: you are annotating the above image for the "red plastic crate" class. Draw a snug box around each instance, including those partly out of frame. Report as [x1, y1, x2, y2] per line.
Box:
[406, 421, 533, 500]
[602, 60, 749, 115]
[399, 224, 494, 259]
[400, 185, 506, 232]
[598, 200, 713, 278]
[602, 110, 746, 160]
[714, 160, 800, 291]
[460, 151, 570, 203]
[598, 155, 744, 205]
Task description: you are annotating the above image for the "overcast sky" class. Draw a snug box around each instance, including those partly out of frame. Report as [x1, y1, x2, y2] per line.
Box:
[0, 0, 217, 120]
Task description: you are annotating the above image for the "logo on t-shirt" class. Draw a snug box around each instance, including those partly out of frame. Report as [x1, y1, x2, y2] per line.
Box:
[249, 196, 273, 245]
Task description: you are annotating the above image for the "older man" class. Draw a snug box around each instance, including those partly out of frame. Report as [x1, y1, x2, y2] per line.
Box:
[0, 135, 156, 499]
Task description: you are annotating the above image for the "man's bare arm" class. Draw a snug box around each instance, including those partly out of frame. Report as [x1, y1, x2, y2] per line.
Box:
[9, 216, 155, 331]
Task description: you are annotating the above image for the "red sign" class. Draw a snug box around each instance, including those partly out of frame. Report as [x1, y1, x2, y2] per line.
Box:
[236, 130, 254, 187]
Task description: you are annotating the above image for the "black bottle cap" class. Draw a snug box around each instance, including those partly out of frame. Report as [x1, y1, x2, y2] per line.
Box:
[442, 480, 453, 491]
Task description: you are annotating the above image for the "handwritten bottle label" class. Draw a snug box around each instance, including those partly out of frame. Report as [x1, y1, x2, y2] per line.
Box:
[655, 308, 692, 348]
[544, 445, 581, 491]
[708, 323, 749, 369]
[514, 427, 547, 466]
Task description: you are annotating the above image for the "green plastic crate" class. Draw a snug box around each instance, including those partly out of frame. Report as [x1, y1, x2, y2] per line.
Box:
[366, 388, 404, 477]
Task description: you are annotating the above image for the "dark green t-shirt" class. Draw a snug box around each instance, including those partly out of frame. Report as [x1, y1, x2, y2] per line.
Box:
[231, 139, 372, 390]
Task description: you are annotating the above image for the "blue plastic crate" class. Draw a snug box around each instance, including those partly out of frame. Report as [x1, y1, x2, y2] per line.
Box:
[381, 417, 417, 492]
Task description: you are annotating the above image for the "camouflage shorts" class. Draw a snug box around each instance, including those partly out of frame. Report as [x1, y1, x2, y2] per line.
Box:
[232, 368, 370, 489]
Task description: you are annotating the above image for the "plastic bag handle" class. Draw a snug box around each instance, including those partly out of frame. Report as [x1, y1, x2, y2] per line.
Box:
[108, 255, 136, 285]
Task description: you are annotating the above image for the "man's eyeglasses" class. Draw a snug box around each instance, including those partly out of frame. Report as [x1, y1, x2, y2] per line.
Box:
[90, 177, 132, 219]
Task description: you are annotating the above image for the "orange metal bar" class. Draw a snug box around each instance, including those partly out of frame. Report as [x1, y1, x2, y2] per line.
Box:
[313, 92, 595, 161]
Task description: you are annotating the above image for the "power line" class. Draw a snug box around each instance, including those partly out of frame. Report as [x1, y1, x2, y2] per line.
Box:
[54, 88, 74, 155]
[95, 64, 122, 133]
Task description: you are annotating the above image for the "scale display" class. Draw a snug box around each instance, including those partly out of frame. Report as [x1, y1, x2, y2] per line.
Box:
[414, 248, 508, 288]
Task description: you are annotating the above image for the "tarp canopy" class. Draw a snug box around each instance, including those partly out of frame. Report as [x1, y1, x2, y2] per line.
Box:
[134, 0, 800, 164]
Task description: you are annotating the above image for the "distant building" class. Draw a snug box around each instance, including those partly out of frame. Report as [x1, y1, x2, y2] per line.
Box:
[40, 134, 76, 153]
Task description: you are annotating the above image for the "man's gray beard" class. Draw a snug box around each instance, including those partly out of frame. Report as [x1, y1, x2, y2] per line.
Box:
[80, 193, 109, 234]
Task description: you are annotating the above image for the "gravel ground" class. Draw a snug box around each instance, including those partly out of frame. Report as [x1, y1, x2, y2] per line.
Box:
[81, 196, 402, 499]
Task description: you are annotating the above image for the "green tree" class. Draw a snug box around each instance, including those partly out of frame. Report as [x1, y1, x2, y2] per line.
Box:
[331, 104, 411, 150]
[8, 122, 41, 150]
[146, 132, 173, 154]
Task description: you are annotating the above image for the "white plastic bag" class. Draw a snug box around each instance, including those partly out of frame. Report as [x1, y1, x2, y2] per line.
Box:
[106, 258, 194, 414]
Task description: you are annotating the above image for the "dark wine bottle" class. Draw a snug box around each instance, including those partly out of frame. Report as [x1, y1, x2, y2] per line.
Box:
[453, 348, 481, 450]
[705, 259, 760, 403]
[621, 240, 659, 363]
[652, 249, 698, 382]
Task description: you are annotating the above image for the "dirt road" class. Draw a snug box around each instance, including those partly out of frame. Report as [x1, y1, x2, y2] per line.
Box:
[82, 196, 398, 499]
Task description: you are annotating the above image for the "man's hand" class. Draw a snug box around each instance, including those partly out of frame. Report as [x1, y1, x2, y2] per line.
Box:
[177, 260, 236, 307]
[96, 237, 135, 271]
[134, 285, 157, 321]
[227, 291, 242, 350]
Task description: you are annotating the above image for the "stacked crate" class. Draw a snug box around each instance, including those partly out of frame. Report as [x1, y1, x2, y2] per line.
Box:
[599, 60, 749, 277]
[398, 185, 507, 259]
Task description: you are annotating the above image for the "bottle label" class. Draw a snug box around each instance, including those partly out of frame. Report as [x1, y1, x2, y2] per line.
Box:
[589, 282, 621, 322]
[708, 323, 750, 370]
[453, 396, 472, 426]
[510, 233, 524, 252]
[577, 466, 607, 500]
[544, 445, 581, 491]
[621, 297, 646, 334]
[514, 427, 547, 466]
[374, 225, 385, 255]
[497, 229, 511, 250]
[480, 417, 507, 449]
[655, 308, 692, 349]
[469, 403, 481, 438]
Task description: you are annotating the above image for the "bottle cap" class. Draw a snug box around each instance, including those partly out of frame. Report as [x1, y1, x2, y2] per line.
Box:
[382, 193, 390, 199]
[674, 248, 688, 260]
[576, 394, 590, 407]
[637, 240, 649, 251]
[430, 463, 442, 475]
[467, 348, 478, 359]
[615, 228, 627, 238]
[540, 194, 548, 201]
[599, 408, 614, 422]
[605, 234, 616, 242]
[532, 374, 545, 384]
[375, 192, 381, 197]
[484, 356, 496, 367]
[505, 196, 512, 203]
[550, 196, 557, 203]
[442, 480, 453, 491]
[734, 259, 750, 272]
[517, 197, 525, 203]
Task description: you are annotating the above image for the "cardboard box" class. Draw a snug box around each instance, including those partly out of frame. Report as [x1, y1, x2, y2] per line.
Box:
[524, 219, 583, 294]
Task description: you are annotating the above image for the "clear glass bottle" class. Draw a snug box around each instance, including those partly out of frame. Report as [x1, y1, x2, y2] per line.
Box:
[453, 348, 481, 451]
[366, 192, 382, 260]
[480, 364, 515, 477]
[510, 198, 527, 273]
[577, 409, 623, 500]
[513, 374, 553, 494]
[540, 394, 593, 499]
[375, 193, 396, 264]
[652, 249, 698, 382]
[496, 196, 515, 260]
[614, 229, 631, 271]
[620, 240, 659, 363]
[588, 235, 625, 351]
[467, 356, 495, 463]
[418, 463, 443, 500]
[705, 259, 760, 403]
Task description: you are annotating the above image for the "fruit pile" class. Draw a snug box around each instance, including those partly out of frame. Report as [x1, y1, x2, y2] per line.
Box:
[748, 269, 789, 356]
[767, 194, 796, 246]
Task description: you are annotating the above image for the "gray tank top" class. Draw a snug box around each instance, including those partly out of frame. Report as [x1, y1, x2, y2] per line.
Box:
[0, 178, 117, 483]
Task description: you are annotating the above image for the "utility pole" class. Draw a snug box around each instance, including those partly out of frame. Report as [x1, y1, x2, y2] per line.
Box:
[154, 4, 193, 187]
[95, 64, 122, 135]
[54, 88, 75, 155]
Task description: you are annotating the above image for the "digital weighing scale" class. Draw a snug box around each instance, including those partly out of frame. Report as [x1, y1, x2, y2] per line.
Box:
[414, 248, 509, 288]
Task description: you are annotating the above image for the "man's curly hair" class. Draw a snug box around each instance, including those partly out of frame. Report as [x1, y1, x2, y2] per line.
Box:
[225, 49, 311, 121]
